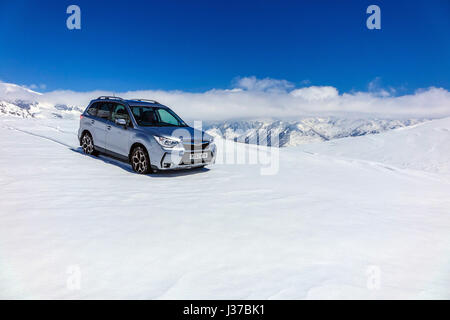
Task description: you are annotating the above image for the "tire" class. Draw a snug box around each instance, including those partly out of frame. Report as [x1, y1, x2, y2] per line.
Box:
[131, 146, 151, 174]
[81, 132, 98, 156]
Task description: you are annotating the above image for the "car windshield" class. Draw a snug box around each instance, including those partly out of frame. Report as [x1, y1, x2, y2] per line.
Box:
[130, 106, 188, 127]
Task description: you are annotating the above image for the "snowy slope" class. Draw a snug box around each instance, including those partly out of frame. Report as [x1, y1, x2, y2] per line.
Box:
[0, 116, 449, 299]
[300, 118, 450, 175]
[0, 82, 42, 101]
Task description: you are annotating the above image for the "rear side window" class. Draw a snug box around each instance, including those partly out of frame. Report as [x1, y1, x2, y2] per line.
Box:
[97, 103, 112, 120]
[86, 103, 98, 116]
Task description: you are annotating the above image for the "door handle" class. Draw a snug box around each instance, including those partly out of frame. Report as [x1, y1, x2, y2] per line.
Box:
[91, 119, 95, 124]
[107, 125, 111, 130]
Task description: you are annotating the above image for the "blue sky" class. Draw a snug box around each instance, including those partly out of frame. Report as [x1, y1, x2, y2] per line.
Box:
[0, 0, 448, 93]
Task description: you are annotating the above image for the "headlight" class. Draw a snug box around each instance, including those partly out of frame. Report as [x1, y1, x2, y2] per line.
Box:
[154, 136, 180, 148]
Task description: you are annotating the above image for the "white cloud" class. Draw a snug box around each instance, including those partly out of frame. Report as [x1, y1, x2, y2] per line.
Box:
[21, 83, 47, 91]
[290, 86, 339, 101]
[233, 76, 294, 92]
[368, 76, 382, 92]
[367, 77, 396, 97]
[1, 77, 450, 121]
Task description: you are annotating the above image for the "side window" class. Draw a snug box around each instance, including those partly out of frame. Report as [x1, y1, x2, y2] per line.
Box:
[131, 107, 157, 126]
[97, 103, 112, 121]
[87, 103, 98, 116]
[111, 104, 131, 126]
[131, 106, 141, 120]
[156, 109, 180, 126]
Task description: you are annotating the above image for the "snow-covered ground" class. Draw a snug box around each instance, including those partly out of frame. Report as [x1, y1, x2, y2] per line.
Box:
[0, 116, 449, 299]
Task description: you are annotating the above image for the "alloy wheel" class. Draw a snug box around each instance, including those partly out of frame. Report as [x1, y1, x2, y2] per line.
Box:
[81, 134, 94, 154]
[132, 149, 148, 174]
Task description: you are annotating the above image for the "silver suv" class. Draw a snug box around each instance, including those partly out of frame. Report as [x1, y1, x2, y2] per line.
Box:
[78, 96, 216, 174]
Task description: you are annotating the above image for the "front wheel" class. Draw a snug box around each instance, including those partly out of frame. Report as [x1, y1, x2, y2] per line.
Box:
[131, 146, 151, 174]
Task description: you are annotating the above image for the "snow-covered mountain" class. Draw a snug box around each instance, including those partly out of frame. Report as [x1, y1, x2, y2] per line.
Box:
[0, 82, 83, 119]
[0, 98, 83, 119]
[204, 118, 425, 147]
[0, 81, 428, 146]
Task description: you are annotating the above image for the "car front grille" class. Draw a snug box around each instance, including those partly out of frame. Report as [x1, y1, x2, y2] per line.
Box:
[183, 141, 210, 151]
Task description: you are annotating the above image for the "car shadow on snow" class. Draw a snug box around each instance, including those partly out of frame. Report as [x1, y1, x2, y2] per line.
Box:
[71, 147, 210, 177]
[151, 166, 210, 178]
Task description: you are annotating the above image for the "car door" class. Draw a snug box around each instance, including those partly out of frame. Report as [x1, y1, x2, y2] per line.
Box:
[92, 102, 111, 149]
[106, 103, 132, 157]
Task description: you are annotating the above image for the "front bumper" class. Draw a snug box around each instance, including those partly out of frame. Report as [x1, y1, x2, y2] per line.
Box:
[155, 142, 216, 170]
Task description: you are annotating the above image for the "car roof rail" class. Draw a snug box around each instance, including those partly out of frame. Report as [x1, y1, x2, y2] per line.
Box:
[96, 96, 125, 101]
[131, 99, 160, 104]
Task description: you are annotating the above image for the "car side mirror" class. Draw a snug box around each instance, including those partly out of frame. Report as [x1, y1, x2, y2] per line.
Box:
[115, 118, 127, 126]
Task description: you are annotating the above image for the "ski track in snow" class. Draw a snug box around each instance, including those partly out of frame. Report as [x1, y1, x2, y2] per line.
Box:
[1, 116, 450, 299]
[5, 125, 75, 149]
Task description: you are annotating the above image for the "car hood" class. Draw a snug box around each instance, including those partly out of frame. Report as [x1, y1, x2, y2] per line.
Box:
[139, 126, 213, 142]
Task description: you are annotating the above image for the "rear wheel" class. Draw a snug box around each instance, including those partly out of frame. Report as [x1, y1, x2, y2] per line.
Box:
[131, 146, 151, 174]
[81, 132, 98, 156]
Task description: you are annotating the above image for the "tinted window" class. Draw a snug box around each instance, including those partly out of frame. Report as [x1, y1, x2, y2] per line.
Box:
[87, 103, 98, 116]
[97, 103, 111, 120]
[111, 104, 131, 126]
[131, 107, 157, 126]
[156, 109, 180, 126]
[131, 106, 187, 127]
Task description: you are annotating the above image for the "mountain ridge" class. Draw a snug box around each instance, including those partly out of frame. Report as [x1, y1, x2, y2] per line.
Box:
[0, 81, 428, 147]
[204, 118, 426, 147]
